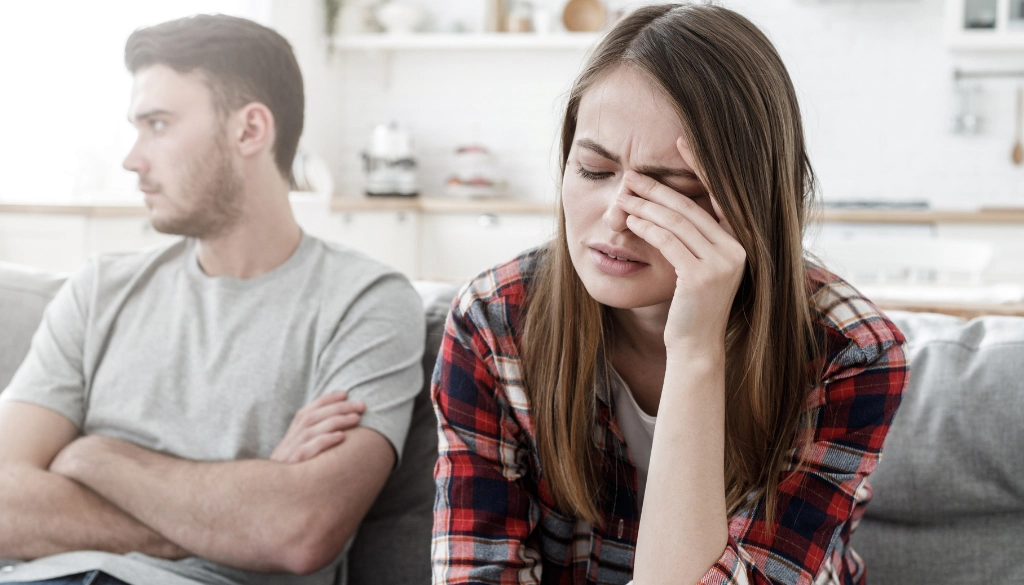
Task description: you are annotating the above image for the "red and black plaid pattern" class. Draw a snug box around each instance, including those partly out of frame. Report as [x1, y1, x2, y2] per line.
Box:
[431, 248, 908, 585]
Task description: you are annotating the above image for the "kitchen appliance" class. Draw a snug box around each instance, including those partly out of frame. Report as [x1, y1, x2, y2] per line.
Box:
[375, 2, 426, 34]
[363, 122, 419, 197]
[445, 144, 507, 198]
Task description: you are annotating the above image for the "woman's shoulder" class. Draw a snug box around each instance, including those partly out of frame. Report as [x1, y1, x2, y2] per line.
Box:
[805, 263, 907, 377]
[451, 246, 547, 326]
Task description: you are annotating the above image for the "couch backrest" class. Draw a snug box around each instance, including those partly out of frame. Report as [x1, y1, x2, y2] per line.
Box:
[850, 310, 1024, 585]
[0, 262, 458, 585]
[0, 262, 66, 390]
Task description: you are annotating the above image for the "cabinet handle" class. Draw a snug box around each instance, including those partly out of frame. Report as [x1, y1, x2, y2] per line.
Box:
[477, 214, 498, 228]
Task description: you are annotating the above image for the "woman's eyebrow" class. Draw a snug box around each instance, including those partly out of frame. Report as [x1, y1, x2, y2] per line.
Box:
[576, 138, 700, 181]
[576, 138, 620, 163]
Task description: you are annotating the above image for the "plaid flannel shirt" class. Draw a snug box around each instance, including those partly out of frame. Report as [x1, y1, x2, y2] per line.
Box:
[431, 248, 908, 585]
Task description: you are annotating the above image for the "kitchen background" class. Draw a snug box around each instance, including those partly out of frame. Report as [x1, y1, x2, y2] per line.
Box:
[2, 0, 1023, 315]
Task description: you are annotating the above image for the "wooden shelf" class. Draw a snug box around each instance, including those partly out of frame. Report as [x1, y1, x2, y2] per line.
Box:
[817, 208, 1024, 224]
[330, 196, 556, 214]
[330, 32, 602, 51]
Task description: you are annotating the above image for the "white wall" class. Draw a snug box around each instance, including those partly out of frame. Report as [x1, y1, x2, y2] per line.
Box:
[272, 0, 1024, 210]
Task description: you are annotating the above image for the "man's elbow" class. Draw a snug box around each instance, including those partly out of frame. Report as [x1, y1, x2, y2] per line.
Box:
[275, 512, 359, 575]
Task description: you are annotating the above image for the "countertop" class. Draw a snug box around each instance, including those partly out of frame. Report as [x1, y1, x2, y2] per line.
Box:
[2, 196, 1024, 222]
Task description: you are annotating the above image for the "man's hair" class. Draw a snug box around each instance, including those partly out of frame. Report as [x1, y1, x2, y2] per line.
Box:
[125, 14, 304, 177]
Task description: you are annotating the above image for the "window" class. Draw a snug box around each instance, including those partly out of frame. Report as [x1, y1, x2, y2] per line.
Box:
[0, 1, 269, 202]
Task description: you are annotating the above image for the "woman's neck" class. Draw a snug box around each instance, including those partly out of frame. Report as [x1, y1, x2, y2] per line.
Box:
[610, 303, 671, 416]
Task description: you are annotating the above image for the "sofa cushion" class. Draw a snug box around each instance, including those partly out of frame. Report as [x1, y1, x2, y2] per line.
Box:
[0, 262, 66, 390]
[850, 310, 1024, 585]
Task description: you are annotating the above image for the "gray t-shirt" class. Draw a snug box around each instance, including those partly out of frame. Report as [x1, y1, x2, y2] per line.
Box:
[0, 233, 425, 585]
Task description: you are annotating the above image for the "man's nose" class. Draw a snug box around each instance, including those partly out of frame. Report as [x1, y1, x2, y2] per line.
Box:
[603, 181, 632, 233]
[122, 140, 146, 174]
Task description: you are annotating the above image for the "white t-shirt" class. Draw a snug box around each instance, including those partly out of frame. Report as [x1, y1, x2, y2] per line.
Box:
[611, 368, 657, 506]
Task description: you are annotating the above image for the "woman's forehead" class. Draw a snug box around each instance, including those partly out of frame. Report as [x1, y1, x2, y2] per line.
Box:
[575, 67, 687, 164]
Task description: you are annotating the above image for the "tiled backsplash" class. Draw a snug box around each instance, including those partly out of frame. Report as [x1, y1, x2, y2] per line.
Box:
[274, 0, 1024, 209]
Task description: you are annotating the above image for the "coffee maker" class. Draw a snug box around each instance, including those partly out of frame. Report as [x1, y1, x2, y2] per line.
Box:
[362, 122, 419, 197]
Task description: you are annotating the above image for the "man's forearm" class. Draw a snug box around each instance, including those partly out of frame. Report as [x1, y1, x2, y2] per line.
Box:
[51, 431, 392, 574]
[0, 464, 188, 560]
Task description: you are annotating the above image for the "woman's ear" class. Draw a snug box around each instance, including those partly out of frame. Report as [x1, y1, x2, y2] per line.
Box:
[234, 102, 276, 159]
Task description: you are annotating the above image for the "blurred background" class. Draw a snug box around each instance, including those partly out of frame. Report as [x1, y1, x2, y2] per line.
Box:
[1, 0, 1023, 317]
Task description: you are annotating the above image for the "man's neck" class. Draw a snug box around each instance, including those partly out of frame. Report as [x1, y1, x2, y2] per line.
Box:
[195, 178, 302, 280]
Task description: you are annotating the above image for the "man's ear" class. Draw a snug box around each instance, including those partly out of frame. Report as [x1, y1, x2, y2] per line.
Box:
[233, 102, 276, 159]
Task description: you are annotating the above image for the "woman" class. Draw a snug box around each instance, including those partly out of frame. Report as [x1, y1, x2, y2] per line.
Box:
[431, 4, 907, 585]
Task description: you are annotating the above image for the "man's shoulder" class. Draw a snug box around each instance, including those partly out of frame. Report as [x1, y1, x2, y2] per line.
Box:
[307, 236, 421, 315]
[71, 239, 189, 298]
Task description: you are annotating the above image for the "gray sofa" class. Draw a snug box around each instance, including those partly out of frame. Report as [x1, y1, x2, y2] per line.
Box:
[2, 261, 1023, 585]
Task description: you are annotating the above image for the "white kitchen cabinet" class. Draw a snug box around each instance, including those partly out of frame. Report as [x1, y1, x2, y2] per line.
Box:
[936, 222, 1024, 284]
[0, 214, 88, 273]
[86, 216, 179, 257]
[298, 209, 420, 278]
[945, 0, 1024, 49]
[418, 212, 556, 283]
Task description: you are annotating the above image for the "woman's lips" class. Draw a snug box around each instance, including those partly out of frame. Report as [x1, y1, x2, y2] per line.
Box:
[589, 247, 649, 277]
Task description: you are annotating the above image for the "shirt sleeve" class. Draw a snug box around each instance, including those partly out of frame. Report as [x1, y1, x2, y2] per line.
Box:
[698, 333, 909, 585]
[313, 273, 425, 464]
[0, 262, 94, 428]
[431, 297, 543, 585]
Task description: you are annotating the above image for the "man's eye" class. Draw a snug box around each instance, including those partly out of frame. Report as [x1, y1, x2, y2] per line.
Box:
[150, 120, 166, 132]
[577, 165, 612, 181]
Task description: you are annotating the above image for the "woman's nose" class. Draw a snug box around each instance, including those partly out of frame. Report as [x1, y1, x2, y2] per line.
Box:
[603, 183, 631, 233]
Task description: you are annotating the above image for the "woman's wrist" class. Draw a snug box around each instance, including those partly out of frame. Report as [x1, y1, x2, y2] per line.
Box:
[665, 337, 726, 371]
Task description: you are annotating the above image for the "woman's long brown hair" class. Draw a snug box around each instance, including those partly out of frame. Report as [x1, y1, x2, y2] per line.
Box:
[521, 3, 820, 526]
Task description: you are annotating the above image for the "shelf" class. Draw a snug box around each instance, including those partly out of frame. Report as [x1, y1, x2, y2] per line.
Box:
[330, 32, 603, 51]
[331, 196, 556, 214]
[945, 0, 1024, 50]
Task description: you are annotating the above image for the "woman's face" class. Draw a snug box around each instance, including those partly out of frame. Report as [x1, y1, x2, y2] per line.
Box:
[562, 66, 716, 310]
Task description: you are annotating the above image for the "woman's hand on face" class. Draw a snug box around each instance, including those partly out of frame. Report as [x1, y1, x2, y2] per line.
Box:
[617, 138, 747, 353]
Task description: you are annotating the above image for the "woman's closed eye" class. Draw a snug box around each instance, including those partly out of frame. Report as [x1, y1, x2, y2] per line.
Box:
[577, 165, 614, 181]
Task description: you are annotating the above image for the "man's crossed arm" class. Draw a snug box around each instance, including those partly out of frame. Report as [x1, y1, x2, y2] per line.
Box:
[0, 392, 376, 575]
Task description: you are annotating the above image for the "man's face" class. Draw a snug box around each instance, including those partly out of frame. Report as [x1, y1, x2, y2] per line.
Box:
[123, 65, 242, 238]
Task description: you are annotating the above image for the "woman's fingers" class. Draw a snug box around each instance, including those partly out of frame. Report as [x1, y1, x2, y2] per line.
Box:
[623, 171, 730, 245]
[617, 192, 713, 260]
[624, 214, 700, 273]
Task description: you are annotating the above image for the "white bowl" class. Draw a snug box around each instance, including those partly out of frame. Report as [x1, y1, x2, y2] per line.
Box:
[376, 3, 425, 34]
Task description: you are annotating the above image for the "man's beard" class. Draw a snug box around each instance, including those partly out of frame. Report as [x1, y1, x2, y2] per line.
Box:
[151, 133, 244, 239]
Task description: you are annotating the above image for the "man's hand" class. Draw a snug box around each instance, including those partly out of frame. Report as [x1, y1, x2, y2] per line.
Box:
[50, 434, 125, 480]
[271, 392, 365, 463]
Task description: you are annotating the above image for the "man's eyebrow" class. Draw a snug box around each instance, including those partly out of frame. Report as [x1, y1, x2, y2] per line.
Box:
[576, 138, 700, 181]
[129, 109, 173, 124]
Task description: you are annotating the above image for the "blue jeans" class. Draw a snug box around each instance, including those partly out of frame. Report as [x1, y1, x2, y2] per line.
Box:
[8, 571, 129, 585]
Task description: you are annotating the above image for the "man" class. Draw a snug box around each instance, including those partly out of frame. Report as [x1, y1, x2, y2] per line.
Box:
[0, 14, 424, 585]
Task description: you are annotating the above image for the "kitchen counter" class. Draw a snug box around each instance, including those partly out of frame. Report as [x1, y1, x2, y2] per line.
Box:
[2, 196, 1022, 222]
[329, 196, 556, 214]
[814, 207, 1024, 224]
